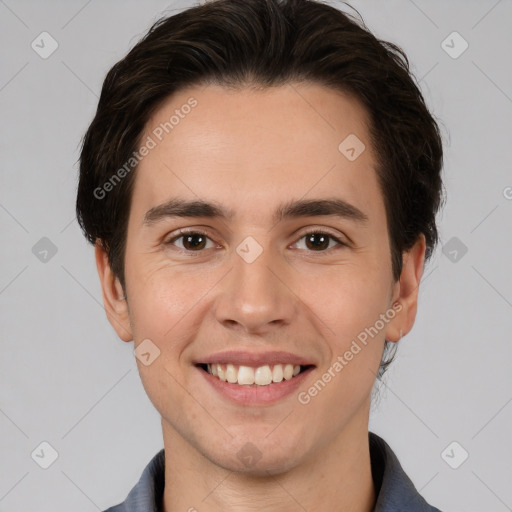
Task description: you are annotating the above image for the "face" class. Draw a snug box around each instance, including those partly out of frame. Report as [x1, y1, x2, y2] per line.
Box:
[97, 82, 424, 475]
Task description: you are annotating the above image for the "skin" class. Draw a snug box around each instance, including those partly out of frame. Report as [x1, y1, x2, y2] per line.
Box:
[96, 82, 425, 512]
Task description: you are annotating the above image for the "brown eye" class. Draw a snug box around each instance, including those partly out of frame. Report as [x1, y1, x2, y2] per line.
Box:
[167, 231, 215, 251]
[182, 233, 207, 250]
[305, 233, 330, 251]
[295, 231, 345, 252]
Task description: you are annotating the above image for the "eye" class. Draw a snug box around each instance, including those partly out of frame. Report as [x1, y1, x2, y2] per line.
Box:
[166, 230, 217, 251]
[294, 230, 346, 251]
[164, 228, 346, 253]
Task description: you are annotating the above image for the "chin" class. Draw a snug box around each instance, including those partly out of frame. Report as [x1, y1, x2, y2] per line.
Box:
[211, 449, 302, 477]
[205, 432, 306, 476]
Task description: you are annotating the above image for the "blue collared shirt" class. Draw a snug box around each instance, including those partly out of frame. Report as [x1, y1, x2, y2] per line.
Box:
[103, 432, 443, 511]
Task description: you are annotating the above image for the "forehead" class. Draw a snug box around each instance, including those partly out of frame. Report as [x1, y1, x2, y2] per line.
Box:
[130, 82, 384, 228]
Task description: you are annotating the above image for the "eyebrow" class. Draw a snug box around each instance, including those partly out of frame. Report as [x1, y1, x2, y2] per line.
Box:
[143, 197, 369, 226]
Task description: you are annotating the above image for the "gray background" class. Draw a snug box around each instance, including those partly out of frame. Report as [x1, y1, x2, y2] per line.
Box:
[1, 0, 511, 511]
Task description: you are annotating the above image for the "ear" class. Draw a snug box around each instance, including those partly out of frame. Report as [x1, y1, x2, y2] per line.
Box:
[95, 241, 133, 342]
[385, 234, 426, 342]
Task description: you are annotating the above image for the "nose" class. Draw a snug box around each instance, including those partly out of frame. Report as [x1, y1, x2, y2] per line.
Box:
[213, 242, 296, 335]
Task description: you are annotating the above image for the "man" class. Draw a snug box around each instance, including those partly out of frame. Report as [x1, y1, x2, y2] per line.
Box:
[76, 0, 444, 510]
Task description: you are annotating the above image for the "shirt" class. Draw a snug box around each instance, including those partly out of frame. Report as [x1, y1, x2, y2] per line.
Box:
[103, 432, 443, 512]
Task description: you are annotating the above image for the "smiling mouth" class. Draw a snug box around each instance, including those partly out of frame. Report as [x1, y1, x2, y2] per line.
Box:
[196, 363, 313, 386]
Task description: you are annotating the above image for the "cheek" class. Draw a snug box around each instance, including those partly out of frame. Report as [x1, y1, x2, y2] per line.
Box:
[125, 256, 220, 346]
[295, 261, 391, 408]
[301, 283, 386, 428]
[298, 261, 391, 342]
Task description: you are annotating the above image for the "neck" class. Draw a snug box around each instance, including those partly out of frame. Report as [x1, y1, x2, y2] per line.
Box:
[161, 415, 376, 512]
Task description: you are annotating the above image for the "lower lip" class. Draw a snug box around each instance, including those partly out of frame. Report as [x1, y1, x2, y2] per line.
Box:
[197, 366, 314, 406]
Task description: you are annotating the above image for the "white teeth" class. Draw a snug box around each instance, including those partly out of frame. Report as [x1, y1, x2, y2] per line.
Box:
[238, 365, 255, 385]
[205, 363, 302, 386]
[272, 364, 283, 382]
[217, 364, 226, 381]
[283, 364, 294, 380]
[254, 365, 272, 385]
[226, 364, 237, 383]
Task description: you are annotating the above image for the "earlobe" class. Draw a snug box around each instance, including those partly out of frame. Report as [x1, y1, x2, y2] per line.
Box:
[385, 234, 426, 342]
[94, 241, 133, 342]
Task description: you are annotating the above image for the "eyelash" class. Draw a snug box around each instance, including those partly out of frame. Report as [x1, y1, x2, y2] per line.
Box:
[298, 230, 347, 250]
[165, 228, 347, 254]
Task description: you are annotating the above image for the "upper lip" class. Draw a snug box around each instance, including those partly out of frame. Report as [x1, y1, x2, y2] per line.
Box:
[195, 350, 316, 367]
